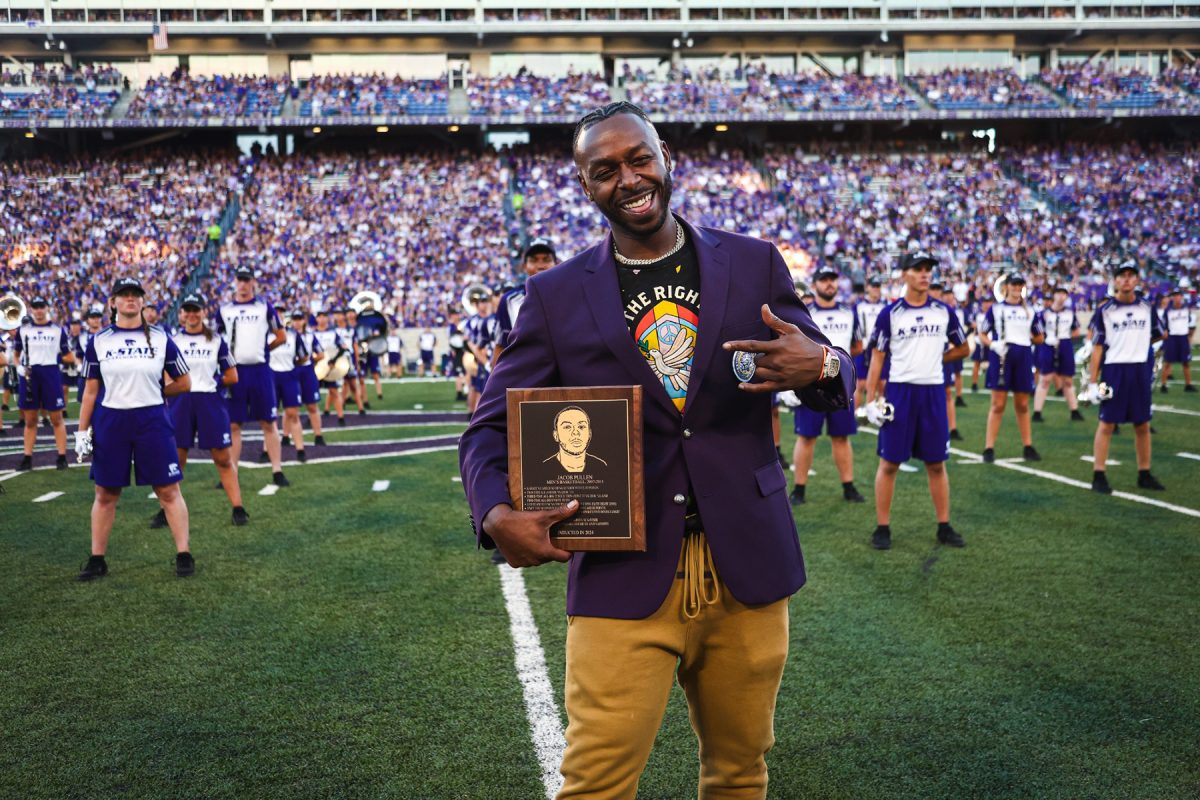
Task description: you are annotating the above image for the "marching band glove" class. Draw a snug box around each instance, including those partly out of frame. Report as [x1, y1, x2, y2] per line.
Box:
[988, 340, 1007, 358]
[74, 429, 93, 462]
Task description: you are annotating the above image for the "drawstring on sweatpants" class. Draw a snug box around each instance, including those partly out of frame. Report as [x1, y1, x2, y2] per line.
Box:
[681, 530, 721, 620]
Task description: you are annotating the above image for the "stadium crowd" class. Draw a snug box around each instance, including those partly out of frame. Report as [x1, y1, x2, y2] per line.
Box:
[909, 68, 1058, 110]
[127, 69, 289, 119]
[1041, 62, 1200, 110]
[466, 71, 611, 117]
[297, 74, 449, 117]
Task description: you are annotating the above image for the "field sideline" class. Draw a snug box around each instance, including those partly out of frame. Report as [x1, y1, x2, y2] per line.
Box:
[2, 379, 1198, 799]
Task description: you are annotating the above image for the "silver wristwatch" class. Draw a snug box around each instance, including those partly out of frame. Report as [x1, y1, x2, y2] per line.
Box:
[820, 346, 840, 381]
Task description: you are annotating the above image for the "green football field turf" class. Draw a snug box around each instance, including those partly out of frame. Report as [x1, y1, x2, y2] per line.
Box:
[1, 378, 1198, 799]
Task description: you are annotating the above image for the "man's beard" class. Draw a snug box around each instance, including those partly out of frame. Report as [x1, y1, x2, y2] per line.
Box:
[604, 170, 674, 239]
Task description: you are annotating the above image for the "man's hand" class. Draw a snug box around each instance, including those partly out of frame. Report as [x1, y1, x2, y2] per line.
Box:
[722, 304, 826, 393]
[482, 500, 577, 568]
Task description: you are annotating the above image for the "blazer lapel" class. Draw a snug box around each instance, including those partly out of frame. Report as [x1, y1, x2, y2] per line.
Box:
[582, 235, 679, 417]
[681, 220, 731, 418]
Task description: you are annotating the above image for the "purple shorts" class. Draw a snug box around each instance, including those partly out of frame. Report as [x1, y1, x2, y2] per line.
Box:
[17, 364, 65, 412]
[227, 362, 278, 423]
[421, 349, 434, 367]
[90, 405, 182, 488]
[794, 403, 858, 438]
[1163, 334, 1192, 364]
[365, 352, 382, 375]
[1099, 362, 1152, 425]
[389, 352, 403, 366]
[985, 345, 1036, 394]
[272, 368, 302, 409]
[297, 364, 321, 405]
[877, 383, 950, 465]
[971, 342, 985, 363]
[1036, 340, 1076, 376]
[943, 358, 963, 386]
[169, 391, 232, 450]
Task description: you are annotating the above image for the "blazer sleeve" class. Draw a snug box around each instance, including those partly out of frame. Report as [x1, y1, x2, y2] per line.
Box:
[458, 279, 560, 548]
[766, 244, 854, 411]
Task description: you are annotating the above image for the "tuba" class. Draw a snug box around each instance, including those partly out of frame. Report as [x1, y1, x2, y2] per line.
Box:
[0, 294, 27, 331]
[350, 290, 389, 356]
[461, 284, 491, 317]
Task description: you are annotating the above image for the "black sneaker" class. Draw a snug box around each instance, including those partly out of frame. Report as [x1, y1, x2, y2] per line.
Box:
[257, 450, 269, 464]
[1092, 473, 1113, 494]
[955, 396, 966, 408]
[337, 417, 346, 427]
[490, 549, 507, 565]
[1160, 384, 1168, 394]
[1032, 411, 1044, 423]
[358, 408, 367, 416]
[231, 506, 249, 526]
[1186, 385, 1198, 393]
[982, 448, 995, 464]
[0, 403, 8, 410]
[281, 435, 291, 447]
[843, 484, 865, 503]
[41, 417, 51, 429]
[937, 525, 965, 547]
[789, 486, 805, 506]
[16, 455, 32, 472]
[364, 402, 372, 410]
[871, 526, 892, 550]
[175, 551, 195, 577]
[55, 454, 68, 470]
[214, 480, 224, 489]
[272, 471, 290, 487]
[950, 429, 963, 441]
[970, 383, 978, 393]
[77, 555, 108, 581]
[1023, 445, 1041, 462]
[1137, 472, 1166, 491]
[296, 449, 307, 463]
[149, 508, 168, 529]
[314, 435, 326, 446]
[1070, 409, 1085, 421]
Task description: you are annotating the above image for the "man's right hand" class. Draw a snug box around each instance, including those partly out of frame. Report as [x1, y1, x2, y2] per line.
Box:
[482, 500, 577, 568]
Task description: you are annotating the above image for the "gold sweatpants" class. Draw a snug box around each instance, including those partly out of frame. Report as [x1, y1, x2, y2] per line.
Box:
[557, 534, 791, 800]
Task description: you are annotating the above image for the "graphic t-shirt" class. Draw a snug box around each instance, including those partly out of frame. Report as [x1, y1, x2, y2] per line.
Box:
[616, 236, 701, 413]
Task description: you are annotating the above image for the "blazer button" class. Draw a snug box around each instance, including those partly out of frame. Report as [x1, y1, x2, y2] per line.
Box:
[682, 428, 693, 439]
[673, 494, 687, 505]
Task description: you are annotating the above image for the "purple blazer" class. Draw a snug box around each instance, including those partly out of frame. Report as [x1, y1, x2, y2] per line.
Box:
[459, 219, 854, 619]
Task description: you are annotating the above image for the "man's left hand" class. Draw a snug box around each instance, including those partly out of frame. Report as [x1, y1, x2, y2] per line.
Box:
[723, 304, 826, 393]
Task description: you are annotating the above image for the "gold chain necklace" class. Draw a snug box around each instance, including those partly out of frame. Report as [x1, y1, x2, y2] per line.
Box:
[613, 220, 685, 267]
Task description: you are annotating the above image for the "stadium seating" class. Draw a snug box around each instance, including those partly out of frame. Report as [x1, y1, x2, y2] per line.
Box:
[297, 75, 449, 117]
[127, 70, 288, 119]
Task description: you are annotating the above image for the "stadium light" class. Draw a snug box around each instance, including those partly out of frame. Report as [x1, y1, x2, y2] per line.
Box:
[376, 126, 389, 133]
[715, 124, 729, 132]
[24, 130, 35, 138]
[312, 126, 321, 133]
[448, 125, 460, 132]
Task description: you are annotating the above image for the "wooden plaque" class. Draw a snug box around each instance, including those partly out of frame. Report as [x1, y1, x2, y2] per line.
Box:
[507, 386, 646, 552]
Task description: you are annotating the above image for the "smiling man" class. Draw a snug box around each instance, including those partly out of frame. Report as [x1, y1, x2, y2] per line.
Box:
[458, 102, 855, 799]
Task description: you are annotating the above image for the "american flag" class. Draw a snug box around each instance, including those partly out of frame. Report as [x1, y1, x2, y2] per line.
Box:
[152, 22, 168, 50]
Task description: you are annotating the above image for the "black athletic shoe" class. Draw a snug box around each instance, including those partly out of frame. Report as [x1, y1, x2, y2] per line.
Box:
[337, 417, 346, 427]
[55, 454, 68, 470]
[970, 383, 978, 393]
[789, 486, 806, 506]
[776, 446, 789, 470]
[871, 526, 892, 550]
[16, 455, 32, 471]
[1054, 388, 1064, 397]
[1186, 384, 1198, 393]
[955, 396, 966, 408]
[937, 524, 965, 547]
[272, 471, 290, 487]
[281, 435, 291, 447]
[950, 429, 963, 441]
[1113, 425, 1121, 435]
[175, 551, 195, 578]
[363, 402, 372, 410]
[1137, 472, 1166, 491]
[358, 408, 367, 416]
[41, 417, 51, 429]
[1032, 411, 1044, 423]
[257, 450, 269, 464]
[1023, 445, 1041, 462]
[1092, 472, 1113, 494]
[296, 449, 307, 463]
[214, 480, 224, 489]
[1160, 384, 1168, 394]
[490, 549, 507, 565]
[314, 435, 326, 446]
[982, 448, 995, 464]
[843, 484, 866, 503]
[149, 508, 168, 529]
[77, 555, 108, 581]
[231, 506, 249, 526]
[1071, 409, 1085, 422]
[0, 403, 8, 410]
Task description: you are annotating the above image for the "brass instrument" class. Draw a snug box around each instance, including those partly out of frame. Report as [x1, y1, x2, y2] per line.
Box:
[0, 294, 27, 332]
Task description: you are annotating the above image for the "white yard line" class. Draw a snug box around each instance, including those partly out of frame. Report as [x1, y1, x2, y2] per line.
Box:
[498, 564, 566, 800]
[371, 480, 390, 492]
[1080, 455, 1121, 466]
[258, 484, 280, 496]
[32, 491, 63, 503]
[1177, 452, 1200, 462]
[1041, 396, 1200, 418]
[860, 426, 1200, 519]
[213, 445, 460, 470]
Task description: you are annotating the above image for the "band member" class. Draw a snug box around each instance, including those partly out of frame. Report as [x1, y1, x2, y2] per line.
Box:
[969, 295, 993, 392]
[446, 311, 468, 401]
[62, 317, 84, 412]
[313, 310, 347, 427]
[864, 252, 970, 550]
[162, 293, 247, 526]
[493, 238, 559, 368]
[854, 274, 887, 409]
[335, 308, 367, 415]
[218, 268, 289, 487]
[790, 267, 865, 504]
[1160, 287, 1196, 393]
[355, 304, 387, 401]
[461, 103, 854, 798]
[1032, 286, 1085, 422]
[1087, 263, 1166, 494]
[75, 278, 194, 581]
[928, 279, 963, 441]
[80, 309, 104, 401]
[464, 292, 496, 415]
[268, 308, 311, 463]
[13, 296, 74, 471]
[291, 310, 327, 447]
[417, 327, 436, 376]
[387, 329, 404, 377]
[979, 273, 1044, 463]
